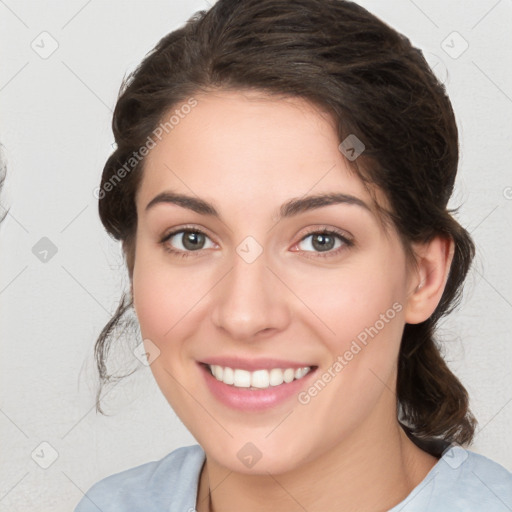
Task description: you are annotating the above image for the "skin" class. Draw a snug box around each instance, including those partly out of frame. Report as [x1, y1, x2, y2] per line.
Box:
[131, 89, 454, 511]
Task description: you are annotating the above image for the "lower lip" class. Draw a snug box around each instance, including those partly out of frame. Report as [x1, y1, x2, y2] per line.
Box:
[200, 364, 317, 411]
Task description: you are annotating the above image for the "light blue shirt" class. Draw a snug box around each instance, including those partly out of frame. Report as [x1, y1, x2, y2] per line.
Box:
[74, 444, 512, 511]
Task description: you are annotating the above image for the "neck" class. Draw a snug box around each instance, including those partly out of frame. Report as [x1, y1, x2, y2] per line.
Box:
[196, 407, 438, 512]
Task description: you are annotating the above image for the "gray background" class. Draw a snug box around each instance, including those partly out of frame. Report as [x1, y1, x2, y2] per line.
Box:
[1, 0, 511, 510]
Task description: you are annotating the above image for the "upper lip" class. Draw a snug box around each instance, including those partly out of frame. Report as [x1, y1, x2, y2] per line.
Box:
[200, 357, 316, 372]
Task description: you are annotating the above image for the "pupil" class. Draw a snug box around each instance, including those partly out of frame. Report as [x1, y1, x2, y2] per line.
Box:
[183, 232, 204, 250]
[312, 234, 334, 251]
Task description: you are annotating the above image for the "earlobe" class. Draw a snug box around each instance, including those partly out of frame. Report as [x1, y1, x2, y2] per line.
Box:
[404, 236, 455, 324]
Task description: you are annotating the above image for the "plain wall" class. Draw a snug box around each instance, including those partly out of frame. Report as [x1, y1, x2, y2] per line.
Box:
[0, 1, 511, 510]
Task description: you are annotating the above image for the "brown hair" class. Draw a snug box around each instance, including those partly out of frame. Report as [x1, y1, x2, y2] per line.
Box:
[94, 0, 476, 448]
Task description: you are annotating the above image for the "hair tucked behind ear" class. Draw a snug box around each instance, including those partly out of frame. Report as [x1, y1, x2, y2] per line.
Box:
[93, 0, 476, 449]
[396, 216, 476, 446]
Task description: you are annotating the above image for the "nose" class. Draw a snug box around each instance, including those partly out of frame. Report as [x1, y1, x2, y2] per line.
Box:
[210, 248, 291, 341]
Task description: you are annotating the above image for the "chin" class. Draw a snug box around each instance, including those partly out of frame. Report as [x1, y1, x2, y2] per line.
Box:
[197, 431, 320, 476]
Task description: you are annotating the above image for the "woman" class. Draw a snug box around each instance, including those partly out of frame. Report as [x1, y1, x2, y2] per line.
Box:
[75, 0, 512, 510]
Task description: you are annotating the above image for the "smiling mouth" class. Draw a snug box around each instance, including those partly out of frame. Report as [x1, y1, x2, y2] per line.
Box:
[204, 364, 316, 390]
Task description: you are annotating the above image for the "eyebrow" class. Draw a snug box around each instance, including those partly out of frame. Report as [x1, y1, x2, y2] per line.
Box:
[145, 190, 371, 219]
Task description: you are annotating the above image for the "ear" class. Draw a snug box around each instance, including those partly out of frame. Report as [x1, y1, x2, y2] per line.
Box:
[404, 236, 455, 324]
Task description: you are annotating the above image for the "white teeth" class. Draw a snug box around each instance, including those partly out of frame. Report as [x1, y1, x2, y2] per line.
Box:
[223, 366, 234, 385]
[295, 367, 309, 379]
[251, 369, 270, 389]
[269, 368, 284, 386]
[233, 369, 251, 388]
[208, 365, 312, 389]
[212, 365, 223, 380]
[283, 368, 295, 383]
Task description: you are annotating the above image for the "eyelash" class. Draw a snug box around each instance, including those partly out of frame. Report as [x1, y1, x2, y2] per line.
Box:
[159, 225, 354, 260]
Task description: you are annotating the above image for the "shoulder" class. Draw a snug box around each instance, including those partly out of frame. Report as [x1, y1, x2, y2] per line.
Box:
[447, 448, 512, 508]
[395, 445, 512, 512]
[73, 444, 205, 512]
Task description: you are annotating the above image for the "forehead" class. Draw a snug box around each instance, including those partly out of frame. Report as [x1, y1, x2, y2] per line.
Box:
[136, 89, 377, 214]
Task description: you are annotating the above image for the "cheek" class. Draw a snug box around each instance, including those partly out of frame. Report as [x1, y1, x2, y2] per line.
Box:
[304, 258, 407, 405]
[289, 254, 408, 412]
[132, 240, 174, 339]
[290, 255, 407, 349]
[132, 254, 169, 339]
[131, 244, 213, 343]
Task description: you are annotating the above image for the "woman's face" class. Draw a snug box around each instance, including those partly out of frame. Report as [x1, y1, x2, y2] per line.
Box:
[132, 89, 416, 474]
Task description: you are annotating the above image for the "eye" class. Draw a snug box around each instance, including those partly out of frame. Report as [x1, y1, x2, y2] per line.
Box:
[294, 229, 353, 256]
[160, 228, 216, 256]
[159, 226, 353, 258]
